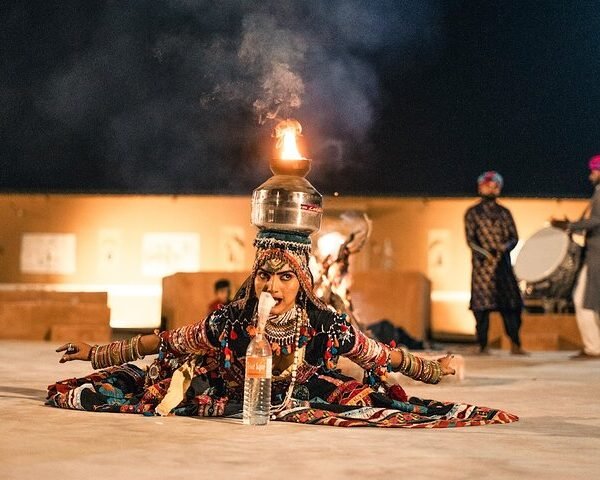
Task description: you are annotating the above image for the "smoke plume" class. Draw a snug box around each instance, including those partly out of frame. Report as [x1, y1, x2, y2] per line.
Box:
[2, 1, 441, 193]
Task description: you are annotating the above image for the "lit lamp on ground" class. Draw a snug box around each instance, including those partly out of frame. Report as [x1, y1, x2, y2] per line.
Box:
[251, 119, 322, 234]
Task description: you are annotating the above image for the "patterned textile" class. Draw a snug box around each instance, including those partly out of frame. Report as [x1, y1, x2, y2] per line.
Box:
[465, 198, 523, 311]
[161, 313, 217, 356]
[47, 230, 519, 428]
[47, 362, 518, 428]
[345, 325, 389, 372]
[47, 364, 162, 413]
[46, 304, 518, 428]
[274, 399, 518, 428]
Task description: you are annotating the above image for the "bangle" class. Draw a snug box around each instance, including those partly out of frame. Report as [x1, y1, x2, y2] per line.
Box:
[89, 336, 145, 370]
[392, 347, 443, 384]
[87, 345, 97, 362]
[131, 334, 142, 359]
[90, 345, 99, 369]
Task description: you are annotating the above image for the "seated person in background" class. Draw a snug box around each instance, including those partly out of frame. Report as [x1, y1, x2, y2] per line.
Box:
[207, 278, 231, 315]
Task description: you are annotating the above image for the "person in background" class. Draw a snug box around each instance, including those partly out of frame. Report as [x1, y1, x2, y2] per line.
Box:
[207, 278, 231, 315]
[465, 171, 527, 355]
[552, 155, 600, 359]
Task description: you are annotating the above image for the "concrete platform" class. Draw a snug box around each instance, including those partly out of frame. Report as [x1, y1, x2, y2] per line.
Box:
[1, 340, 600, 480]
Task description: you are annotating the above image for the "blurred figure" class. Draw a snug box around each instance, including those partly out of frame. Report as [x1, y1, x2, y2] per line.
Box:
[552, 155, 600, 359]
[465, 171, 527, 355]
[367, 319, 424, 350]
[207, 278, 231, 315]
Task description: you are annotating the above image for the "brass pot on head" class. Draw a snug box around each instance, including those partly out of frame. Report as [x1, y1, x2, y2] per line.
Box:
[251, 157, 322, 235]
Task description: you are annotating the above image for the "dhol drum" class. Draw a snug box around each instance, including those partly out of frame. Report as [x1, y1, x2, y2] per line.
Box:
[514, 226, 582, 301]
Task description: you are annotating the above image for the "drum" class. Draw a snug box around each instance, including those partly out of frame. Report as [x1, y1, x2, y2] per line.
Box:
[514, 227, 582, 300]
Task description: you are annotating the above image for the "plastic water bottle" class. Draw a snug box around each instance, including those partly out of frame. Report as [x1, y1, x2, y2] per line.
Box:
[243, 332, 272, 425]
[243, 291, 276, 425]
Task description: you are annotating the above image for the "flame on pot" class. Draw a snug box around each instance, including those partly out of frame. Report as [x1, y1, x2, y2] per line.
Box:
[274, 119, 305, 160]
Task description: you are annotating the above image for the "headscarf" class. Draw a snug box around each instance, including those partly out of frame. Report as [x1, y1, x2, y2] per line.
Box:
[233, 230, 328, 311]
[477, 170, 504, 188]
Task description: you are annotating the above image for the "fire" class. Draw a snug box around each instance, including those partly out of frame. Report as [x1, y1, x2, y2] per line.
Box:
[274, 119, 305, 160]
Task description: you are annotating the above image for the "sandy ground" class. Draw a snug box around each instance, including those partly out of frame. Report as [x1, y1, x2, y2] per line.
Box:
[1, 340, 599, 480]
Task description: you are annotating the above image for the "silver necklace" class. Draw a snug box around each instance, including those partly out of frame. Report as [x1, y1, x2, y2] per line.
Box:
[263, 308, 299, 346]
[269, 307, 305, 414]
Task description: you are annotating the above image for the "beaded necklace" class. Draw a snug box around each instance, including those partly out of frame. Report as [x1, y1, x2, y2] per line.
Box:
[268, 306, 306, 414]
[240, 303, 310, 414]
[264, 307, 298, 347]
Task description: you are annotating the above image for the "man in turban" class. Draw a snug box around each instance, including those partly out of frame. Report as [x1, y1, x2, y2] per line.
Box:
[552, 156, 600, 359]
[465, 171, 527, 355]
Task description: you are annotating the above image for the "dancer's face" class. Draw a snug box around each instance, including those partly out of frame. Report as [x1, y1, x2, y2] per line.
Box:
[254, 260, 300, 315]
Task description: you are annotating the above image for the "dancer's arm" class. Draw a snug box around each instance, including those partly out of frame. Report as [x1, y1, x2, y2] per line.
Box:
[329, 312, 455, 384]
[56, 309, 221, 366]
[56, 333, 160, 363]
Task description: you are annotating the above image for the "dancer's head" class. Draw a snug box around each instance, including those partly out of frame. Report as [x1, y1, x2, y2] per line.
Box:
[246, 230, 326, 314]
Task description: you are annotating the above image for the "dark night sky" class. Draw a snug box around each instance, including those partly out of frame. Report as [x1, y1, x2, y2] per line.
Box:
[2, 1, 600, 197]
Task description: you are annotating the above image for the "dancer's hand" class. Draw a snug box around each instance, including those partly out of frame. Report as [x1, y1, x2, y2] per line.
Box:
[56, 342, 92, 363]
[437, 354, 456, 376]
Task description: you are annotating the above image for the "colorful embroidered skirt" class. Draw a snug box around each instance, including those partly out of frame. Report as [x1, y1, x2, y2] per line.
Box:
[46, 365, 518, 428]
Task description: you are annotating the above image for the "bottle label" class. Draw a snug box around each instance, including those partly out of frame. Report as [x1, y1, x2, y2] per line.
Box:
[245, 356, 272, 379]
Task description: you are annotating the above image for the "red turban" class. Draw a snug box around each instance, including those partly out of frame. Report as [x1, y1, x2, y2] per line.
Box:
[589, 155, 600, 171]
